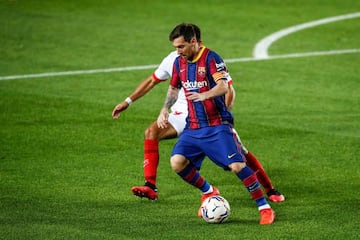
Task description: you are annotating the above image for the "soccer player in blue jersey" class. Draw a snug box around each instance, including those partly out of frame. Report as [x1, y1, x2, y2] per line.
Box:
[157, 23, 275, 224]
[112, 25, 284, 203]
[112, 50, 284, 203]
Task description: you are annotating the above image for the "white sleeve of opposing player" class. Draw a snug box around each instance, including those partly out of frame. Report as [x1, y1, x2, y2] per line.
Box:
[153, 51, 179, 80]
[226, 72, 233, 85]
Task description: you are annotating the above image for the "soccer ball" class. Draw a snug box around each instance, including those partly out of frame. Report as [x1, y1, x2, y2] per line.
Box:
[200, 195, 230, 223]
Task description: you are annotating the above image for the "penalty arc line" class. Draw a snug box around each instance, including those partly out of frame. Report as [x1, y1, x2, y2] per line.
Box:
[253, 12, 360, 59]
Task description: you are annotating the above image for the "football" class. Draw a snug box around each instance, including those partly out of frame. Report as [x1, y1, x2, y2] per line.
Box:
[200, 195, 231, 223]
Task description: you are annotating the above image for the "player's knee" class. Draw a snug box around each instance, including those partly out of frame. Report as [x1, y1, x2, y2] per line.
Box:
[144, 123, 160, 140]
[228, 162, 246, 174]
[170, 154, 189, 172]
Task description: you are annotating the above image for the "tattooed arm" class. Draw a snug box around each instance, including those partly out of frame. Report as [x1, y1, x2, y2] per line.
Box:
[157, 86, 179, 129]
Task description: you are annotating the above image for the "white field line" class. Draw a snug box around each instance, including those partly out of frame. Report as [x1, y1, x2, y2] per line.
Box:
[226, 49, 360, 63]
[1, 49, 359, 81]
[1, 12, 359, 81]
[0, 64, 159, 81]
[253, 12, 360, 59]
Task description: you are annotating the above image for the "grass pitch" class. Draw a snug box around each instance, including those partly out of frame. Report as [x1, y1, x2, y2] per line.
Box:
[1, 1, 359, 239]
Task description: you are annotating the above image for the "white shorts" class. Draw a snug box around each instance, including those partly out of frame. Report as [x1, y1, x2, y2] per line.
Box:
[168, 111, 187, 136]
[231, 128, 249, 154]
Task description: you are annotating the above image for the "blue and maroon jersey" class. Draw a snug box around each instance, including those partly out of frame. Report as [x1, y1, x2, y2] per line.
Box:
[170, 47, 234, 129]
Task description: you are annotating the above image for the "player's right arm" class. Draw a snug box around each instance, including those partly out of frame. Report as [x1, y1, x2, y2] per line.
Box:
[112, 51, 177, 119]
[112, 75, 160, 119]
[157, 85, 179, 129]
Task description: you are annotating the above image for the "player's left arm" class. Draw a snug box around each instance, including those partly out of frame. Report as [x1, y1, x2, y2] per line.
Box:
[225, 84, 235, 110]
[187, 53, 229, 101]
[186, 78, 227, 101]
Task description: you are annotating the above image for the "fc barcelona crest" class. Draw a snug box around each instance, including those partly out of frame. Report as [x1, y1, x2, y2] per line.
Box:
[198, 67, 206, 75]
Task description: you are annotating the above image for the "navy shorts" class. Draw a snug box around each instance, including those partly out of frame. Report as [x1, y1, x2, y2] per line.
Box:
[171, 124, 245, 170]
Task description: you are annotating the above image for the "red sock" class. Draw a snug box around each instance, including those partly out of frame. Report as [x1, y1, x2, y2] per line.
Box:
[245, 151, 274, 193]
[143, 139, 159, 186]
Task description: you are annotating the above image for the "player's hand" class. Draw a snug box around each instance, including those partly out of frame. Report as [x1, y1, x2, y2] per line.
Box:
[112, 102, 129, 119]
[186, 91, 207, 102]
[157, 108, 169, 128]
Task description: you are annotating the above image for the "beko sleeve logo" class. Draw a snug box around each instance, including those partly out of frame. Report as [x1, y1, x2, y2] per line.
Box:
[215, 62, 226, 71]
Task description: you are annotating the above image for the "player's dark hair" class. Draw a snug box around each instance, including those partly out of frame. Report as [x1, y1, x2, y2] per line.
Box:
[169, 23, 201, 42]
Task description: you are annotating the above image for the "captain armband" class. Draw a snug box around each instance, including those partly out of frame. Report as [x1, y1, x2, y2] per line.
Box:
[213, 71, 227, 82]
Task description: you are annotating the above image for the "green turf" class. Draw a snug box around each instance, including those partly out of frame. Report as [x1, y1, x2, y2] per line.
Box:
[1, 0, 360, 239]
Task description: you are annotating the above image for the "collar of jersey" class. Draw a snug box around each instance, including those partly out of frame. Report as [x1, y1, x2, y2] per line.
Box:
[189, 46, 206, 63]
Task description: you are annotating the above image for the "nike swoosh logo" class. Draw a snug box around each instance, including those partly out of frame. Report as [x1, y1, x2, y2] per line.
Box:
[180, 69, 185, 73]
[143, 159, 149, 167]
[227, 153, 236, 158]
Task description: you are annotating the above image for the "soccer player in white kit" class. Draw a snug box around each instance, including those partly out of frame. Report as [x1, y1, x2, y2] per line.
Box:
[112, 51, 285, 202]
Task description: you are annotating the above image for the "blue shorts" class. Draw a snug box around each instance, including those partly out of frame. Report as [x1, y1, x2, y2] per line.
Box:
[171, 125, 245, 170]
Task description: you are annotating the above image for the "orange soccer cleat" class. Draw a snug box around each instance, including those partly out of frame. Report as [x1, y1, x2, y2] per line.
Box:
[259, 208, 276, 225]
[131, 185, 158, 200]
[267, 189, 285, 202]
